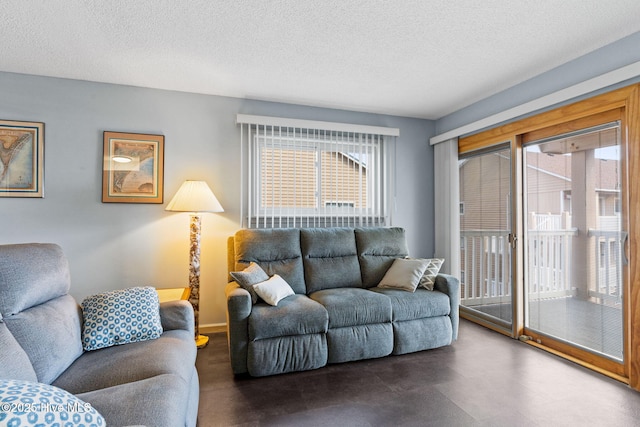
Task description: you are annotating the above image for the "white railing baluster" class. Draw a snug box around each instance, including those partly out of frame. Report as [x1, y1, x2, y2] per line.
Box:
[460, 227, 582, 306]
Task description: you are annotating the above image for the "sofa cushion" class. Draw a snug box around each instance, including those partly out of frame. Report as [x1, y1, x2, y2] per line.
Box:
[233, 228, 306, 294]
[3, 294, 83, 385]
[355, 227, 409, 288]
[81, 286, 163, 351]
[53, 329, 195, 395]
[301, 228, 362, 293]
[0, 320, 37, 382]
[391, 316, 453, 355]
[248, 334, 327, 377]
[0, 243, 70, 315]
[77, 373, 189, 427]
[249, 294, 328, 340]
[0, 379, 105, 427]
[230, 262, 269, 304]
[371, 287, 451, 321]
[326, 323, 393, 363]
[310, 288, 392, 328]
[377, 258, 429, 292]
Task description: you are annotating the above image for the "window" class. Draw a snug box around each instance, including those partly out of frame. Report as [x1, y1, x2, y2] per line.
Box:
[238, 115, 398, 228]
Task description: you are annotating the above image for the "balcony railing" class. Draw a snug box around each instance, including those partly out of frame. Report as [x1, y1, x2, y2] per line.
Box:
[461, 224, 624, 307]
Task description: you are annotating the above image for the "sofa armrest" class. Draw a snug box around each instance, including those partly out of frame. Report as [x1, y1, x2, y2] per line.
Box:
[225, 282, 252, 375]
[160, 300, 194, 336]
[434, 273, 460, 341]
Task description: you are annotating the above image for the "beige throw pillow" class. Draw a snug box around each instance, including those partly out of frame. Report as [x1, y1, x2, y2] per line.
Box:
[377, 258, 430, 292]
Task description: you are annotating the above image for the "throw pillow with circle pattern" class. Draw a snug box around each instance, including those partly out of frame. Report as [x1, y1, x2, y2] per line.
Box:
[81, 286, 163, 351]
[0, 379, 105, 426]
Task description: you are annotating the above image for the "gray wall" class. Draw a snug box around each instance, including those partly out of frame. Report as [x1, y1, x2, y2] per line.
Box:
[436, 31, 640, 136]
[0, 72, 435, 326]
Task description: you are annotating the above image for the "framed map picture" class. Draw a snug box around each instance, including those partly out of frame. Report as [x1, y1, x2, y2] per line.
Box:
[0, 120, 45, 198]
[102, 131, 164, 203]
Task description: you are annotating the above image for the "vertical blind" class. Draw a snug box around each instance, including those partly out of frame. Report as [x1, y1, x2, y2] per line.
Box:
[237, 114, 399, 229]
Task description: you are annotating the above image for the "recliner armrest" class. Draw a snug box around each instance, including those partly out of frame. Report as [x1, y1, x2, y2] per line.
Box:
[225, 282, 252, 375]
[160, 300, 194, 335]
[225, 282, 252, 320]
[434, 273, 460, 341]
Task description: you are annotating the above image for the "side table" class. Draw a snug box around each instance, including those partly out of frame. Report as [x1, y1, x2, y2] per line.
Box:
[156, 287, 190, 303]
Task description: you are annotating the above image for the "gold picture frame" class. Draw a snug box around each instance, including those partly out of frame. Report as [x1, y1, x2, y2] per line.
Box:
[102, 131, 164, 203]
[0, 119, 45, 198]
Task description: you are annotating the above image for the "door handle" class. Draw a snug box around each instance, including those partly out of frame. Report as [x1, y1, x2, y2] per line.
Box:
[622, 231, 629, 266]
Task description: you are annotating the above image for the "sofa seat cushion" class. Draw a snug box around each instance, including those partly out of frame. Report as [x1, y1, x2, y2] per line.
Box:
[77, 373, 189, 427]
[52, 329, 196, 395]
[310, 288, 392, 328]
[249, 294, 328, 340]
[371, 287, 450, 322]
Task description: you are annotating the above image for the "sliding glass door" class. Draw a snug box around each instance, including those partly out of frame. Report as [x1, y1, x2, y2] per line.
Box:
[523, 122, 626, 364]
[457, 86, 640, 383]
[459, 144, 514, 331]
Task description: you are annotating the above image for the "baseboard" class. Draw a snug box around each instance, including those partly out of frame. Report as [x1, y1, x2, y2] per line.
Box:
[200, 323, 226, 334]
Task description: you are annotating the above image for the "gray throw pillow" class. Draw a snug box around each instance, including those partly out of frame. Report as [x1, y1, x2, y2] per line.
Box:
[418, 258, 444, 290]
[230, 262, 269, 304]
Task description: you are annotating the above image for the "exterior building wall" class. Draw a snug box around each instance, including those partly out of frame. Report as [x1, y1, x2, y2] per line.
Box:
[260, 149, 367, 209]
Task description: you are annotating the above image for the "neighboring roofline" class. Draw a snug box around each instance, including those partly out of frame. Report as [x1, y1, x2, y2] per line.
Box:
[526, 164, 571, 182]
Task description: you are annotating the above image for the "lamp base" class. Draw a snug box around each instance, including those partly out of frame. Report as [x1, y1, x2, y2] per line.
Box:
[195, 334, 209, 349]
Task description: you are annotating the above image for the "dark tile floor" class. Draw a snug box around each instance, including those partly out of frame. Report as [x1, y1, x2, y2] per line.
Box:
[196, 320, 640, 426]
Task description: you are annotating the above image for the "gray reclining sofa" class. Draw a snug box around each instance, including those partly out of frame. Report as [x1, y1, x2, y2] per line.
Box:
[0, 243, 199, 427]
[225, 227, 460, 377]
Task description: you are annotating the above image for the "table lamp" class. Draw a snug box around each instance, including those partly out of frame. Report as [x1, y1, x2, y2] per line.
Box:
[166, 180, 224, 348]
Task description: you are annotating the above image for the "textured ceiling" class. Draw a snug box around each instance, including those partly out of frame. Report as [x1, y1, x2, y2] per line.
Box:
[1, 1, 640, 119]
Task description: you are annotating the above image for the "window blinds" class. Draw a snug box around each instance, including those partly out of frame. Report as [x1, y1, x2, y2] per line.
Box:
[237, 114, 398, 229]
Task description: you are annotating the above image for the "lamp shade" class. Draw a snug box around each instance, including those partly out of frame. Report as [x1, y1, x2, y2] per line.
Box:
[165, 180, 224, 213]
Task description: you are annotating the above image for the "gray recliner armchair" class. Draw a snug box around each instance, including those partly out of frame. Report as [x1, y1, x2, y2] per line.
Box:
[0, 243, 199, 427]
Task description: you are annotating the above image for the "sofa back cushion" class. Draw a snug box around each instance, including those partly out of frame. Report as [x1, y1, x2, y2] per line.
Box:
[0, 316, 38, 382]
[0, 243, 71, 315]
[356, 227, 409, 288]
[301, 228, 362, 293]
[4, 295, 83, 384]
[0, 243, 83, 384]
[232, 229, 306, 294]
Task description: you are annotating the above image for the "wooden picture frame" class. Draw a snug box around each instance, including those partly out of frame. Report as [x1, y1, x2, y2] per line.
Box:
[102, 131, 164, 203]
[0, 119, 45, 198]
